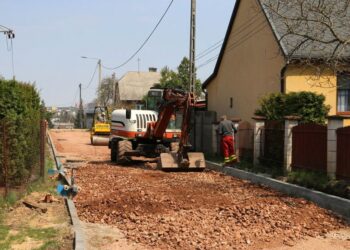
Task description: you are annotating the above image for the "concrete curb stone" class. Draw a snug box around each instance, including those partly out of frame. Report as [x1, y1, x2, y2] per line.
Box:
[206, 161, 350, 221]
[47, 131, 86, 250]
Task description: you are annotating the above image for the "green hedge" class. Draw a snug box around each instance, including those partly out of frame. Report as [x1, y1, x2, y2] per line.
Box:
[255, 91, 330, 124]
[0, 79, 42, 186]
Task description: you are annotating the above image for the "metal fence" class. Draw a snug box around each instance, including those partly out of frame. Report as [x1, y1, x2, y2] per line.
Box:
[238, 121, 254, 162]
[260, 120, 285, 167]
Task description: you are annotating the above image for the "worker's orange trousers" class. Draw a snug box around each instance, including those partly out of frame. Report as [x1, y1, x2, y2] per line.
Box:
[221, 135, 235, 158]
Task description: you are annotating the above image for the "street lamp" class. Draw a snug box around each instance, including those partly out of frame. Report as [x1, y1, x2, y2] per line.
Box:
[81, 56, 102, 89]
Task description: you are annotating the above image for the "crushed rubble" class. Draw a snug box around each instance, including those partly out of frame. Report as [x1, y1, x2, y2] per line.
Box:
[74, 164, 346, 249]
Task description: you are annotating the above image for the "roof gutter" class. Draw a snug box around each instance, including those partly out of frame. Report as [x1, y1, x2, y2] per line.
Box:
[280, 61, 290, 93]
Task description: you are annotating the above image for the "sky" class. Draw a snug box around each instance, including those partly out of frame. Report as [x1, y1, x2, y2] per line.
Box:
[0, 0, 235, 107]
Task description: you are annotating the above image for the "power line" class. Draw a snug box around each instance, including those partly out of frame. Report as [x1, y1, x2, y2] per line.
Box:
[197, 20, 267, 69]
[197, 4, 295, 69]
[1, 24, 15, 79]
[10, 39, 15, 79]
[197, 55, 219, 69]
[83, 63, 99, 90]
[0, 24, 13, 31]
[196, 13, 263, 62]
[102, 0, 174, 70]
[196, 42, 222, 61]
[196, 39, 224, 59]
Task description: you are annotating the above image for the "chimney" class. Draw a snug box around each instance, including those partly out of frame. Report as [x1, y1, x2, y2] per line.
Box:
[149, 67, 157, 72]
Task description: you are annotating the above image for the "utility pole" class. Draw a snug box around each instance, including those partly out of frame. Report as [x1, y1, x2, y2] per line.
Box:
[79, 83, 83, 129]
[112, 73, 118, 106]
[0, 26, 15, 81]
[98, 59, 102, 90]
[137, 58, 141, 73]
[189, 0, 196, 94]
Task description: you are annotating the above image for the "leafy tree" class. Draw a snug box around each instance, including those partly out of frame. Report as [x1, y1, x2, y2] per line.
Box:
[74, 109, 85, 129]
[41, 101, 54, 128]
[255, 91, 330, 124]
[159, 57, 202, 96]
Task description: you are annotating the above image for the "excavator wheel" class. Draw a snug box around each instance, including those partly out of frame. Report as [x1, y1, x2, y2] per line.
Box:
[110, 141, 117, 162]
[117, 140, 132, 164]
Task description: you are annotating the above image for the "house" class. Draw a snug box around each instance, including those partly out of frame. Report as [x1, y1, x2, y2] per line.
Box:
[203, 0, 350, 123]
[116, 68, 161, 109]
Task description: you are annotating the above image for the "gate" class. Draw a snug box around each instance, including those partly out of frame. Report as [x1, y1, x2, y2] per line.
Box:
[260, 120, 284, 166]
[337, 126, 350, 180]
[292, 124, 327, 172]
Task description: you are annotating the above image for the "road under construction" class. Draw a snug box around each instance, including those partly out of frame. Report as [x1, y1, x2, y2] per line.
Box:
[50, 129, 350, 250]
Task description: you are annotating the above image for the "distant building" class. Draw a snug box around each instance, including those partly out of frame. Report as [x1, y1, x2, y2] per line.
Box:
[116, 68, 161, 109]
[85, 102, 97, 129]
[50, 106, 76, 129]
[46, 106, 57, 112]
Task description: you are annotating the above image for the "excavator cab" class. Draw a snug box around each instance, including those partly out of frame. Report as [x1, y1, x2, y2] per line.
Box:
[90, 106, 111, 145]
[109, 88, 205, 170]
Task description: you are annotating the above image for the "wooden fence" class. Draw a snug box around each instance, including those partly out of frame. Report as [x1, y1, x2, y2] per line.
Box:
[336, 126, 350, 180]
[292, 124, 327, 172]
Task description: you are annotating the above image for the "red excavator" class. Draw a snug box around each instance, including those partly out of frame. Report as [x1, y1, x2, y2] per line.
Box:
[109, 88, 205, 169]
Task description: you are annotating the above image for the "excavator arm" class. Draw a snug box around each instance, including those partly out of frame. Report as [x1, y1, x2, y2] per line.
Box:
[145, 88, 205, 169]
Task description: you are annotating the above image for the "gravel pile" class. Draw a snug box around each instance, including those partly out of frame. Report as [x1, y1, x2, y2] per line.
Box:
[74, 164, 345, 249]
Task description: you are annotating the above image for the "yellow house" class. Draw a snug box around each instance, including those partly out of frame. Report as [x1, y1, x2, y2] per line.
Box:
[203, 0, 350, 123]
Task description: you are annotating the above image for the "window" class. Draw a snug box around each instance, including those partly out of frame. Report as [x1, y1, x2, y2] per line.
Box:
[142, 114, 146, 128]
[136, 114, 140, 129]
[337, 74, 350, 113]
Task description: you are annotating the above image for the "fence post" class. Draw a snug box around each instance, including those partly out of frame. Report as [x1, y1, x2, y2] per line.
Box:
[40, 120, 47, 181]
[1, 119, 9, 197]
[212, 122, 220, 156]
[252, 116, 265, 165]
[327, 116, 344, 179]
[231, 118, 241, 162]
[283, 116, 300, 173]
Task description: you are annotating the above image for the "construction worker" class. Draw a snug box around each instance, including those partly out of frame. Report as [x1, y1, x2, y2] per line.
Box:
[218, 115, 237, 164]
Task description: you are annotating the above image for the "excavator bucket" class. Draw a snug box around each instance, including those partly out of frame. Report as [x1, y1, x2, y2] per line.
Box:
[160, 152, 206, 169]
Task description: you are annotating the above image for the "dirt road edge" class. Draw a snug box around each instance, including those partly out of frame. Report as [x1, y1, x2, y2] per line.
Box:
[47, 131, 86, 250]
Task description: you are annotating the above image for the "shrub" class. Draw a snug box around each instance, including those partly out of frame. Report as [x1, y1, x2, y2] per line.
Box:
[255, 91, 330, 124]
[287, 170, 350, 199]
[0, 79, 42, 186]
[287, 170, 329, 191]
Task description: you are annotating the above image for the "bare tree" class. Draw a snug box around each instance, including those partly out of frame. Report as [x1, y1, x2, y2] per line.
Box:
[262, 0, 350, 74]
[97, 74, 116, 107]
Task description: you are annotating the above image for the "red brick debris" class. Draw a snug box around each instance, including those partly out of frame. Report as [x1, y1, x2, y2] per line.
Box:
[74, 164, 346, 250]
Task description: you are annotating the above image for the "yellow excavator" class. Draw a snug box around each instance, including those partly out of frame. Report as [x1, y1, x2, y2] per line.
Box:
[90, 106, 111, 146]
